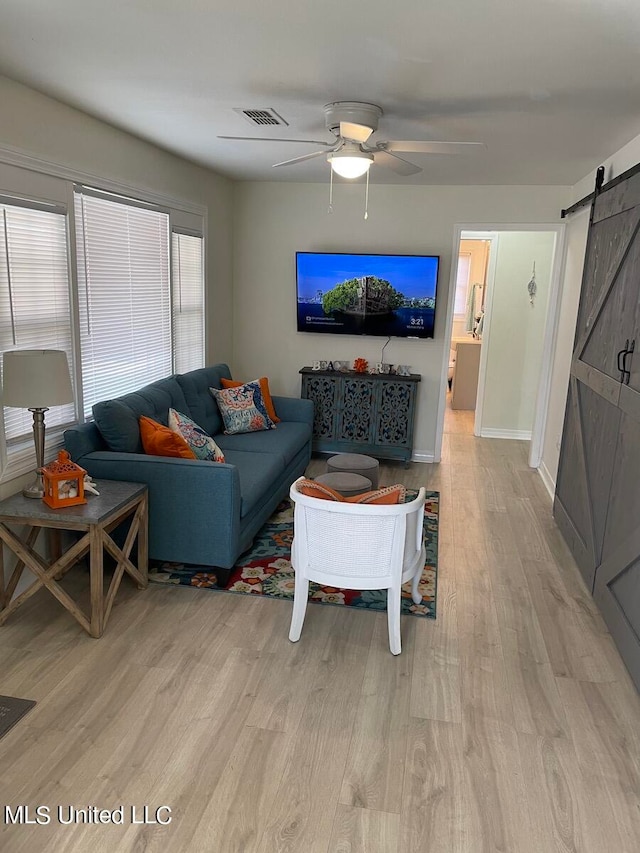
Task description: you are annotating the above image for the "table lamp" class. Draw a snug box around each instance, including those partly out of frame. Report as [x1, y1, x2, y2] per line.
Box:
[2, 350, 74, 498]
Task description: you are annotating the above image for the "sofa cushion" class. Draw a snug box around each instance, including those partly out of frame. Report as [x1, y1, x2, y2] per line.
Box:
[176, 364, 232, 437]
[93, 376, 190, 453]
[93, 399, 142, 453]
[221, 449, 284, 518]
[214, 421, 312, 467]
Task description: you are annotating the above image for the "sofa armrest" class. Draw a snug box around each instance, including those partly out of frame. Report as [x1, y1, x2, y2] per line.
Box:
[272, 396, 313, 427]
[78, 451, 242, 567]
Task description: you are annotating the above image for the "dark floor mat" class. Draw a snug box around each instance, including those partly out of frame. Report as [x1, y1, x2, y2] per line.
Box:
[0, 695, 36, 740]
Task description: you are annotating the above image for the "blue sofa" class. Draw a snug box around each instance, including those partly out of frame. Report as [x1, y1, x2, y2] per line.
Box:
[64, 364, 313, 575]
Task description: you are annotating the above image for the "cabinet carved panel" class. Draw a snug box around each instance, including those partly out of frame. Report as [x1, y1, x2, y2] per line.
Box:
[338, 379, 376, 442]
[300, 368, 420, 465]
[375, 382, 412, 446]
[304, 375, 338, 439]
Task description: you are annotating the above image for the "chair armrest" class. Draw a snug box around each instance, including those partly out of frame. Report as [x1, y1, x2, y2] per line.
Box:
[271, 396, 314, 427]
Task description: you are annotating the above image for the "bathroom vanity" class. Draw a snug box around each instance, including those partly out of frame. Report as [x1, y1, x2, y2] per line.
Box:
[451, 338, 482, 410]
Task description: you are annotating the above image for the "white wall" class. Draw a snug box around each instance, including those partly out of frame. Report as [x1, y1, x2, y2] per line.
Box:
[232, 181, 569, 460]
[482, 231, 556, 435]
[540, 129, 640, 494]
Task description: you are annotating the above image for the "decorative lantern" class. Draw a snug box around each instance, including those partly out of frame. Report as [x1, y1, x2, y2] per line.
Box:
[41, 450, 87, 509]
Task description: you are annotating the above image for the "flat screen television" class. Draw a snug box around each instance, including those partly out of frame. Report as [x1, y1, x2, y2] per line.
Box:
[296, 251, 439, 339]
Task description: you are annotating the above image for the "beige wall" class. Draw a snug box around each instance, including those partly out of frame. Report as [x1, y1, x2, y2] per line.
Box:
[481, 231, 557, 434]
[540, 129, 640, 493]
[232, 181, 569, 460]
[0, 74, 234, 368]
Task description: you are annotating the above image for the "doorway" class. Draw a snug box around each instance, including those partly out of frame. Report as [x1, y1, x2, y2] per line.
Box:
[447, 236, 492, 419]
[436, 223, 566, 468]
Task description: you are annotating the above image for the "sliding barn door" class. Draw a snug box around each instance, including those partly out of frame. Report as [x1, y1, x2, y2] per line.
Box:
[554, 170, 640, 689]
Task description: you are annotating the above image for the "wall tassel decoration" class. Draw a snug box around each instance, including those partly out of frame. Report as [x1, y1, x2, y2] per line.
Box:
[527, 261, 537, 305]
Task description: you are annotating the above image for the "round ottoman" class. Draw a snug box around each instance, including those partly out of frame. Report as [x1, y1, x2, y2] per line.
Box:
[315, 472, 372, 498]
[327, 453, 379, 489]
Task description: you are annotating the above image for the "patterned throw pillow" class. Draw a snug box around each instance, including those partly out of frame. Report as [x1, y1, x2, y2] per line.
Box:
[168, 409, 225, 462]
[220, 377, 281, 423]
[209, 381, 276, 435]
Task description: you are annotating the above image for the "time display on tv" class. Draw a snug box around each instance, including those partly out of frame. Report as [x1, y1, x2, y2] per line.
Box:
[296, 252, 439, 339]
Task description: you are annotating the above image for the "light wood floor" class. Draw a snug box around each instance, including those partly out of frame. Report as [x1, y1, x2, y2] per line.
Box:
[1, 411, 639, 852]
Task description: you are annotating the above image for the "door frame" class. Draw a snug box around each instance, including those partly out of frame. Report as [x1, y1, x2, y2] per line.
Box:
[434, 222, 567, 468]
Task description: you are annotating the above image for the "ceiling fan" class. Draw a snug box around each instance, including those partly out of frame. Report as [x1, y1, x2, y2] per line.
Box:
[219, 101, 485, 178]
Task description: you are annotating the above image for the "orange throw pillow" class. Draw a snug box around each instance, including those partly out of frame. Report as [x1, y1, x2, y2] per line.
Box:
[139, 416, 196, 459]
[221, 376, 280, 423]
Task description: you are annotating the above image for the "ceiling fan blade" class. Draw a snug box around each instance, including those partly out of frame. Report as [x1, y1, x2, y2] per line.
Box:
[374, 150, 422, 176]
[339, 121, 373, 144]
[218, 135, 332, 146]
[272, 150, 331, 168]
[384, 140, 486, 154]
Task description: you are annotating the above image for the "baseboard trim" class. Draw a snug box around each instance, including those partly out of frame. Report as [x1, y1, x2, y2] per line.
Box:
[479, 428, 532, 440]
[537, 461, 556, 501]
[411, 451, 435, 464]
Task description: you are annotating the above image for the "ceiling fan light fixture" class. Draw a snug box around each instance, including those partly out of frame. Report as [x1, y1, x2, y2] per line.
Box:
[328, 150, 373, 179]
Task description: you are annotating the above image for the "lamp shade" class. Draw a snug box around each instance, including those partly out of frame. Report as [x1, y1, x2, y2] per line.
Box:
[2, 350, 74, 408]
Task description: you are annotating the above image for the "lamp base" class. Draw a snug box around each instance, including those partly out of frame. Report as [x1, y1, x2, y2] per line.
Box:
[22, 472, 45, 499]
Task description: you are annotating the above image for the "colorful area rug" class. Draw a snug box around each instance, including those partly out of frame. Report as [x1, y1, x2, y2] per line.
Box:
[150, 489, 438, 619]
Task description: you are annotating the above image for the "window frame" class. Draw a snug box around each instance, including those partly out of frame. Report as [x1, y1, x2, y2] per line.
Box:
[0, 155, 206, 484]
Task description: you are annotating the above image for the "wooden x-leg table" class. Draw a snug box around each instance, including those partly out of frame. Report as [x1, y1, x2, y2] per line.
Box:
[0, 480, 148, 638]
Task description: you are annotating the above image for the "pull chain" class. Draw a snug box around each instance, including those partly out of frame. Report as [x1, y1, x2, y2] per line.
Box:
[328, 167, 334, 214]
[364, 169, 370, 220]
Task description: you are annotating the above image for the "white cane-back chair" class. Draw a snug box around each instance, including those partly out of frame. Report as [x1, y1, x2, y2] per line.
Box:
[288, 477, 426, 655]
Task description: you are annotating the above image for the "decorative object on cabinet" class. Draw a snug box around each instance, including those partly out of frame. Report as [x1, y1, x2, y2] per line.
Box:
[353, 358, 368, 373]
[300, 366, 420, 466]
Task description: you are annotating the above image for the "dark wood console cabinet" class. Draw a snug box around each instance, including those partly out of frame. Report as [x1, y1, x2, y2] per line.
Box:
[300, 367, 421, 466]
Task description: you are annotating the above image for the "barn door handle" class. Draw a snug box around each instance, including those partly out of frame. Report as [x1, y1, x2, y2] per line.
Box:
[622, 339, 635, 385]
[617, 340, 629, 381]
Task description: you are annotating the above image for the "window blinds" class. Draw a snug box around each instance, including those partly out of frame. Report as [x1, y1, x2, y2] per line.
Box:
[74, 191, 172, 418]
[0, 202, 74, 442]
[172, 231, 204, 374]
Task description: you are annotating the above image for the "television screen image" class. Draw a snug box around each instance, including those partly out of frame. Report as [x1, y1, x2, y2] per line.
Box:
[296, 252, 439, 339]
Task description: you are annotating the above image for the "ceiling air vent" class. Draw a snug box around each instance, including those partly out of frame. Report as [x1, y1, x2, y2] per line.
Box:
[234, 108, 289, 128]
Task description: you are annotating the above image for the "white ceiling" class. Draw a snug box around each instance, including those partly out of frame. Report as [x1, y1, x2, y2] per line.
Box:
[2, 0, 640, 186]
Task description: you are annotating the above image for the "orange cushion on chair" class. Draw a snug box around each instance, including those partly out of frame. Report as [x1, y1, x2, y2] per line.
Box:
[345, 484, 406, 505]
[221, 376, 281, 423]
[296, 478, 343, 501]
[296, 479, 405, 505]
[139, 416, 196, 459]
